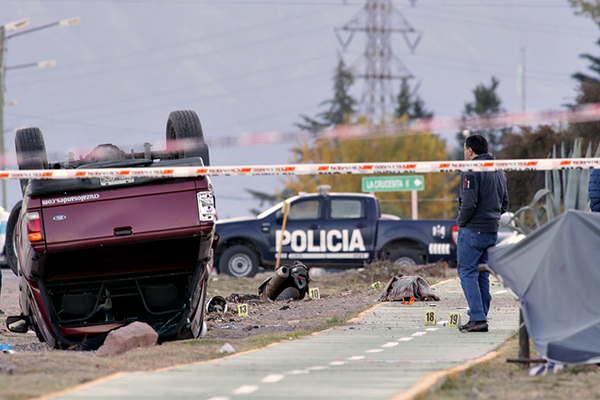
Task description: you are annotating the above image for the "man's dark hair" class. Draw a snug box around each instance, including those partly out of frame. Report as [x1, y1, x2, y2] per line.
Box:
[465, 135, 488, 155]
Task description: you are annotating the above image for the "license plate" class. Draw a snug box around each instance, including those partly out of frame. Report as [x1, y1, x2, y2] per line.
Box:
[99, 177, 135, 186]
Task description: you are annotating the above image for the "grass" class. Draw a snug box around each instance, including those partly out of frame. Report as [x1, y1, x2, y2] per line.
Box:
[422, 336, 600, 400]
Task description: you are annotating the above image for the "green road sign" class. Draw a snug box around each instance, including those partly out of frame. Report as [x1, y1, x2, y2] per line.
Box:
[361, 175, 425, 192]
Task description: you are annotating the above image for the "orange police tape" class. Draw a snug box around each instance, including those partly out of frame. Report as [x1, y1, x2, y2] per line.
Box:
[2, 158, 600, 179]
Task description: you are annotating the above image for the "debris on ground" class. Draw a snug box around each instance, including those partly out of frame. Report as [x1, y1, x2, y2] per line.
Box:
[225, 293, 261, 304]
[0, 344, 15, 354]
[378, 275, 440, 302]
[206, 296, 228, 314]
[219, 343, 236, 354]
[258, 262, 310, 301]
[96, 322, 158, 357]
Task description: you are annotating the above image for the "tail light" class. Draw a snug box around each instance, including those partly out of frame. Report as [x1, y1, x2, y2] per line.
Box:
[451, 224, 459, 245]
[26, 212, 44, 242]
[197, 191, 216, 222]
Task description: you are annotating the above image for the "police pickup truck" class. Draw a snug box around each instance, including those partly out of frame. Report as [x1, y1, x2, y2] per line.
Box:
[215, 191, 457, 277]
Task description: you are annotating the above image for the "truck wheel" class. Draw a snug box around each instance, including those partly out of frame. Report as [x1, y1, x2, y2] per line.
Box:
[386, 248, 424, 267]
[15, 128, 48, 194]
[219, 245, 259, 278]
[166, 110, 210, 165]
[5, 201, 21, 276]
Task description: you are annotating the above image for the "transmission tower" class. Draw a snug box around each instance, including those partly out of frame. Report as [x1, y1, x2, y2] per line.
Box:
[336, 0, 421, 123]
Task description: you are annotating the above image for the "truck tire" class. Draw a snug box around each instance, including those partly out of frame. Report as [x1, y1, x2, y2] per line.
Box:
[5, 201, 21, 276]
[386, 248, 424, 267]
[15, 128, 48, 194]
[219, 245, 259, 278]
[166, 110, 210, 165]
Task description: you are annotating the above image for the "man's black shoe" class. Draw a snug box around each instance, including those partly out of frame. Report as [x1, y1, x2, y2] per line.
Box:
[459, 320, 488, 332]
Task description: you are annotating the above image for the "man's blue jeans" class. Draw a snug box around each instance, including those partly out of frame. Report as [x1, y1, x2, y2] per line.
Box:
[457, 228, 497, 322]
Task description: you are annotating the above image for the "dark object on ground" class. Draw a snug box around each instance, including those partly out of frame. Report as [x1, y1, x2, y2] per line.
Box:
[378, 275, 440, 302]
[225, 293, 261, 304]
[96, 322, 158, 357]
[7, 110, 214, 350]
[459, 320, 489, 332]
[258, 262, 310, 301]
[206, 296, 228, 314]
[489, 211, 600, 364]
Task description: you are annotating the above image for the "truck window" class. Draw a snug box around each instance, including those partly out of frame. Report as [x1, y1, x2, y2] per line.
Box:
[288, 199, 320, 220]
[330, 199, 364, 219]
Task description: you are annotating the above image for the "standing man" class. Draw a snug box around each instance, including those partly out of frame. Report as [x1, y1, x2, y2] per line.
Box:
[457, 135, 508, 333]
[589, 169, 600, 212]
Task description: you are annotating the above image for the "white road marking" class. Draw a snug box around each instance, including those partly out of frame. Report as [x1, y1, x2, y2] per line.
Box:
[425, 327, 440, 332]
[382, 341, 399, 348]
[261, 374, 284, 384]
[329, 361, 346, 366]
[207, 397, 230, 400]
[398, 337, 414, 342]
[232, 385, 259, 395]
[308, 366, 328, 371]
[494, 289, 508, 295]
[412, 331, 427, 337]
[437, 320, 448, 326]
[288, 369, 309, 375]
[366, 348, 384, 353]
[347, 355, 365, 361]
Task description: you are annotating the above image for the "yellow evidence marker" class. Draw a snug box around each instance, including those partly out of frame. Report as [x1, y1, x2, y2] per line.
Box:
[308, 288, 321, 300]
[236, 303, 249, 317]
[448, 312, 461, 328]
[424, 309, 437, 326]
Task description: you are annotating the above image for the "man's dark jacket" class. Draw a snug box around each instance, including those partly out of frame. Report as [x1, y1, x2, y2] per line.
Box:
[590, 169, 600, 212]
[458, 153, 509, 233]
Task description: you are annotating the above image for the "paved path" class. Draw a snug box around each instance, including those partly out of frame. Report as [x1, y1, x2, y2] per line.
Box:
[53, 278, 518, 400]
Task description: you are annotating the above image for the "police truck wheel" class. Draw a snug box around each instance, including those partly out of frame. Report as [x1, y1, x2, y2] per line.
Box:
[165, 110, 210, 165]
[386, 248, 424, 267]
[219, 245, 259, 278]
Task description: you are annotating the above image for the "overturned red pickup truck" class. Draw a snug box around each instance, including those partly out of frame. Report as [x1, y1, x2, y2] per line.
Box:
[5, 110, 216, 349]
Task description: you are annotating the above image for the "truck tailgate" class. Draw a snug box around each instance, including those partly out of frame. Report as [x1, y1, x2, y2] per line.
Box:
[41, 180, 201, 247]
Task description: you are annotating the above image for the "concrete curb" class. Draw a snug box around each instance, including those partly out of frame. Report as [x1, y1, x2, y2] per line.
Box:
[390, 350, 501, 400]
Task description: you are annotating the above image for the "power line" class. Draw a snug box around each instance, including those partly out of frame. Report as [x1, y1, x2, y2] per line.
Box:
[8, 0, 570, 7]
[9, 10, 318, 85]
[9, 19, 334, 90]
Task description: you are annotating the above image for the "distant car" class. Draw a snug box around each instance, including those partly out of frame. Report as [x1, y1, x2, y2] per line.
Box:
[5, 110, 216, 349]
[214, 190, 458, 277]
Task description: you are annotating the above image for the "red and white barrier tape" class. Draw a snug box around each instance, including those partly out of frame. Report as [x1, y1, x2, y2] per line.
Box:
[205, 102, 600, 147]
[5, 158, 600, 180]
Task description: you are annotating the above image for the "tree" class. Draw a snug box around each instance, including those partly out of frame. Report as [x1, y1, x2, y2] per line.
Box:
[395, 79, 433, 121]
[455, 76, 505, 157]
[296, 58, 357, 132]
[565, 0, 600, 146]
[285, 130, 459, 219]
[498, 126, 565, 210]
[569, 0, 600, 22]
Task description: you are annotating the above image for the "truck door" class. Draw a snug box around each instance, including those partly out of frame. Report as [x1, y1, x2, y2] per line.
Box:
[318, 197, 375, 266]
[270, 197, 324, 263]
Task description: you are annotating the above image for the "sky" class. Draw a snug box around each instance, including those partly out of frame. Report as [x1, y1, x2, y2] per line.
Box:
[2, 0, 598, 217]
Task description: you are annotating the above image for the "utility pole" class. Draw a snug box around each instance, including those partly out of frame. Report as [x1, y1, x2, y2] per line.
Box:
[519, 46, 527, 112]
[0, 25, 6, 211]
[0, 17, 79, 210]
[336, 0, 421, 124]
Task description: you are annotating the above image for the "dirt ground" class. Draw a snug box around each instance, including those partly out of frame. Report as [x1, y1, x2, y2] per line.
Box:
[423, 336, 600, 400]
[0, 262, 452, 400]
